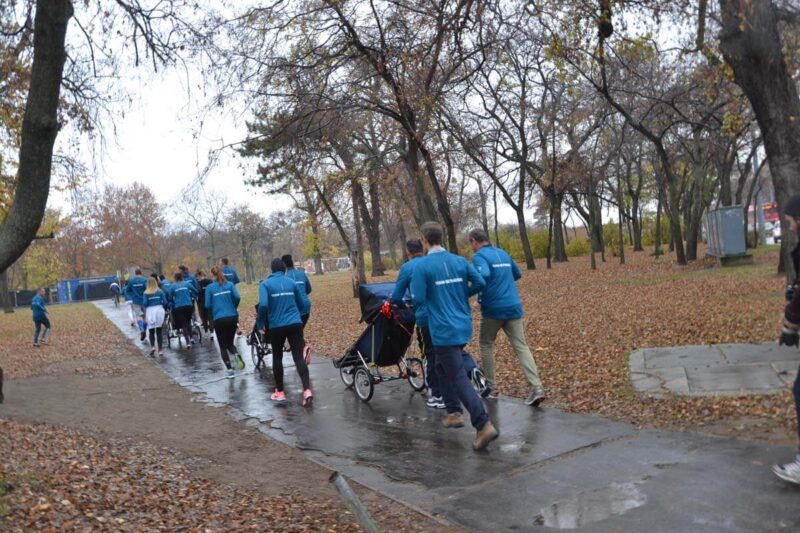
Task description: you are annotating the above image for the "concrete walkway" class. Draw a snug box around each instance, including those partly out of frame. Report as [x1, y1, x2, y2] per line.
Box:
[97, 301, 800, 531]
[630, 343, 800, 397]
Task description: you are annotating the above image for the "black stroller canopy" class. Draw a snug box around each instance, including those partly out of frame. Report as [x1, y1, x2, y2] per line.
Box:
[358, 283, 397, 322]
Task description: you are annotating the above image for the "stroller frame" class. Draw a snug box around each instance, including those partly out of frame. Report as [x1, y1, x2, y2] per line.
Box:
[335, 310, 425, 403]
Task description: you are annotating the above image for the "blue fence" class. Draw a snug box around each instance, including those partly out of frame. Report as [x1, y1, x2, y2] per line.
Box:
[56, 276, 118, 304]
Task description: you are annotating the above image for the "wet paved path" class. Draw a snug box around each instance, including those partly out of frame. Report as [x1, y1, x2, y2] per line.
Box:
[97, 301, 800, 531]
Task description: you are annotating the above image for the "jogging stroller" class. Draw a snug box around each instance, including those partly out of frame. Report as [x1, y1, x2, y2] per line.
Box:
[334, 282, 425, 402]
[247, 304, 272, 369]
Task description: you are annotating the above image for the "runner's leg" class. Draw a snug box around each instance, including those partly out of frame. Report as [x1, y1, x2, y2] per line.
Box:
[286, 324, 311, 390]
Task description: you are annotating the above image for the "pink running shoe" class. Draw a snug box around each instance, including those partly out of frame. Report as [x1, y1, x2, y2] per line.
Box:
[302, 388, 313, 407]
[303, 345, 312, 366]
[270, 389, 287, 402]
[158, 349, 165, 357]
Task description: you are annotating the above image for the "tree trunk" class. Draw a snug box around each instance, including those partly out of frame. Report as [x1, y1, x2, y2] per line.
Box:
[719, 0, 800, 281]
[552, 193, 568, 262]
[685, 130, 706, 261]
[546, 201, 554, 269]
[493, 183, 499, 245]
[353, 179, 385, 276]
[401, 137, 437, 225]
[351, 186, 367, 297]
[654, 184, 664, 256]
[314, 181, 351, 253]
[0, 270, 13, 314]
[617, 171, 626, 265]
[0, 0, 73, 274]
[397, 222, 409, 263]
[516, 207, 536, 270]
[416, 137, 458, 252]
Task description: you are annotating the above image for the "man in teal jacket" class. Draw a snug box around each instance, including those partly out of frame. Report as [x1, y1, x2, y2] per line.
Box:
[31, 288, 50, 347]
[124, 269, 148, 314]
[391, 238, 447, 409]
[470, 228, 545, 407]
[411, 222, 498, 451]
[221, 257, 241, 285]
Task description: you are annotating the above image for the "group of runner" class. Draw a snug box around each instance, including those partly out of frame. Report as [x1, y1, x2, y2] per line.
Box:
[389, 222, 545, 450]
[119, 255, 315, 407]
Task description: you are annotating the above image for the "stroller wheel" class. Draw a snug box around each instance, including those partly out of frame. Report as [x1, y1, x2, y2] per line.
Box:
[339, 365, 355, 389]
[406, 358, 426, 392]
[353, 367, 374, 402]
[251, 343, 262, 369]
[471, 367, 488, 395]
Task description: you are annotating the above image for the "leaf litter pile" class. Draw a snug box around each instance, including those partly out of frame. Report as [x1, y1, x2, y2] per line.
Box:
[0, 419, 360, 532]
[243, 247, 794, 438]
[0, 304, 130, 379]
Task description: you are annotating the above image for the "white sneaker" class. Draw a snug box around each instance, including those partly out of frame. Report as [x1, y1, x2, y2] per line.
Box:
[773, 455, 800, 485]
[426, 396, 445, 409]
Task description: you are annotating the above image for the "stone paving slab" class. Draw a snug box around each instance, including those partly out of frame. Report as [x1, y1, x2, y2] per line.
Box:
[631, 343, 799, 397]
[97, 302, 800, 531]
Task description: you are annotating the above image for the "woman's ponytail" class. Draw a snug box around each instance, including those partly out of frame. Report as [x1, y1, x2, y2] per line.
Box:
[211, 266, 226, 284]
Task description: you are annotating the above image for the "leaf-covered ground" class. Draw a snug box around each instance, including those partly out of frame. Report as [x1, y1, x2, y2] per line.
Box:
[0, 303, 130, 379]
[241, 245, 795, 439]
[0, 419, 360, 532]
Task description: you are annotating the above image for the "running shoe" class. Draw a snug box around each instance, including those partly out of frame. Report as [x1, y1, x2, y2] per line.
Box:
[426, 396, 445, 409]
[158, 349, 165, 357]
[40, 339, 48, 345]
[773, 455, 800, 485]
[525, 388, 546, 407]
[33, 343, 39, 348]
[225, 369, 235, 379]
[149, 349, 155, 357]
[234, 352, 245, 370]
[302, 388, 313, 407]
[271, 389, 287, 402]
[485, 389, 499, 399]
[303, 345, 312, 365]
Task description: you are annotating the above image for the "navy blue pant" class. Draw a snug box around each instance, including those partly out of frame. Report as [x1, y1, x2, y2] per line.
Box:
[33, 316, 51, 344]
[435, 345, 489, 430]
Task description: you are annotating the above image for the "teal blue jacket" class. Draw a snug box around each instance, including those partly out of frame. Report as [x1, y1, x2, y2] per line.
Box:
[204, 280, 240, 321]
[258, 272, 304, 329]
[410, 248, 485, 346]
[168, 281, 198, 309]
[124, 276, 148, 306]
[285, 268, 312, 316]
[391, 255, 427, 327]
[31, 294, 47, 321]
[142, 289, 168, 309]
[472, 245, 523, 320]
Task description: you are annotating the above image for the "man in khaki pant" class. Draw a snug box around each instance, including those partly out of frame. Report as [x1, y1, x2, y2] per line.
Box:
[469, 228, 545, 406]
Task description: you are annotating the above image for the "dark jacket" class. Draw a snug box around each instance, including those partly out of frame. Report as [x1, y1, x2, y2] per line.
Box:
[785, 243, 800, 324]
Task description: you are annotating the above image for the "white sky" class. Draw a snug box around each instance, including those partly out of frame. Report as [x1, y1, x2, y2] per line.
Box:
[51, 64, 287, 219]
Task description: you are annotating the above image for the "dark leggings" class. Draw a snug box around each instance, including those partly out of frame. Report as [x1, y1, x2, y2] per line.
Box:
[270, 324, 310, 392]
[301, 313, 310, 343]
[148, 327, 163, 350]
[198, 299, 213, 333]
[173, 306, 193, 344]
[214, 316, 239, 369]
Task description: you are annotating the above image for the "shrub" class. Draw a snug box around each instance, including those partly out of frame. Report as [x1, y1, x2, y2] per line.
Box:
[565, 237, 592, 257]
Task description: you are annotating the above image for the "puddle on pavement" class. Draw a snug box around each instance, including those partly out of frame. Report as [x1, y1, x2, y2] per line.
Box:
[534, 481, 647, 529]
